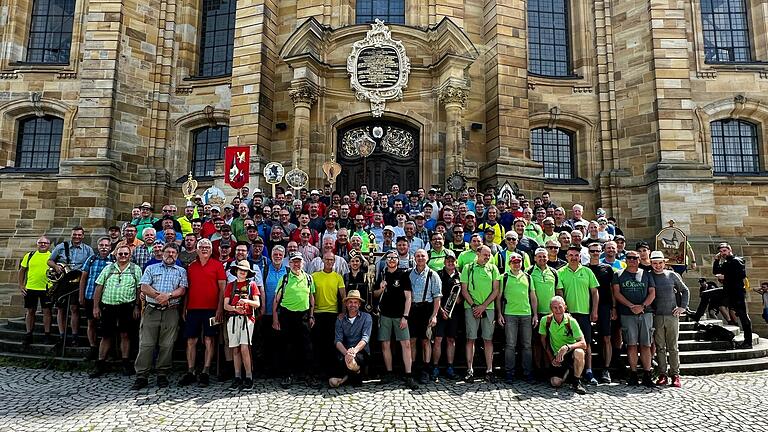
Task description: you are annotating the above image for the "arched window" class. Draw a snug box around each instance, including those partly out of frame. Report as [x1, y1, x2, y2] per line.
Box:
[701, 0, 751, 63]
[191, 126, 228, 178]
[528, 0, 571, 77]
[26, 0, 76, 63]
[198, 0, 236, 77]
[355, 0, 405, 24]
[16, 115, 63, 170]
[711, 119, 760, 174]
[530, 127, 574, 180]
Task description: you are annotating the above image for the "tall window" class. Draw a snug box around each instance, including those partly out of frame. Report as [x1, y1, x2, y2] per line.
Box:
[26, 0, 76, 63]
[356, 0, 405, 24]
[198, 0, 236, 77]
[528, 0, 571, 77]
[530, 127, 574, 180]
[701, 0, 751, 63]
[16, 116, 63, 170]
[711, 119, 760, 174]
[192, 126, 228, 177]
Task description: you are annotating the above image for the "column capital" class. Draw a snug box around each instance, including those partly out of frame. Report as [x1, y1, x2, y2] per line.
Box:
[439, 85, 468, 110]
[289, 84, 318, 106]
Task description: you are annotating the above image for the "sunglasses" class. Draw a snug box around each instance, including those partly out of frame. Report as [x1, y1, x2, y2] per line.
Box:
[505, 238, 517, 241]
[546, 246, 558, 249]
[589, 250, 601, 254]
[117, 252, 130, 256]
[386, 256, 398, 261]
[626, 256, 639, 260]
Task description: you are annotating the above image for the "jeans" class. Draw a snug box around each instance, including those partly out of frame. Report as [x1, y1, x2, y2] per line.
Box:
[653, 315, 680, 376]
[277, 307, 314, 376]
[134, 307, 179, 378]
[504, 315, 533, 376]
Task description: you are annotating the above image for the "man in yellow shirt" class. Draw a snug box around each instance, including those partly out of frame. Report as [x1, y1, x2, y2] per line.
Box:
[18, 236, 53, 345]
[312, 252, 346, 376]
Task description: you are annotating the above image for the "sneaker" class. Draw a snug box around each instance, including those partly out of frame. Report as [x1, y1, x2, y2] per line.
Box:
[572, 380, 588, 395]
[626, 371, 639, 386]
[179, 372, 197, 386]
[198, 372, 210, 387]
[280, 375, 293, 389]
[599, 369, 612, 384]
[157, 375, 169, 388]
[504, 371, 514, 384]
[431, 366, 440, 382]
[404, 376, 419, 390]
[230, 377, 243, 390]
[86, 346, 98, 361]
[464, 370, 475, 383]
[671, 375, 681, 388]
[656, 374, 669, 386]
[121, 360, 135, 376]
[23, 333, 33, 347]
[418, 370, 429, 384]
[89, 360, 107, 379]
[641, 371, 654, 388]
[485, 371, 498, 384]
[445, 366, 457, 380]
[380, 372, 395, 385]
[585, 370, 598, 385]
[305, 376, 321, 389]
[736, 341, 753, 349]
[131, 377, 148, 390]
[242, 378, 253, 390]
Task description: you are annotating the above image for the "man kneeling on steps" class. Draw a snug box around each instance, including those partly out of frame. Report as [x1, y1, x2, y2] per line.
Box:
[328, 290, 372, 388]
[539, 296, 588, 395]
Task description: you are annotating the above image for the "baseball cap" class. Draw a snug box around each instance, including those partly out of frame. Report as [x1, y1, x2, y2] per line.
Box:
[223, 204, 234, 210]
[635, 241, 651, 250]
[415, 213, 425, 219]
[466, 211, 476, 218]
[246, 225, 258, 231]
[484, 227, 495, 234]
[210, 206, 221, 212]
[289, 251, 304, 261]
[311, 190, 320, 195]
[443, 249, 456, 260]
[140, 202, 153, 210]
[254, 188, 263, 194]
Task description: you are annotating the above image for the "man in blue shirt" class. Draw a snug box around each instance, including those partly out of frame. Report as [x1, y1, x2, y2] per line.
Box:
[259, 245, 288, 376]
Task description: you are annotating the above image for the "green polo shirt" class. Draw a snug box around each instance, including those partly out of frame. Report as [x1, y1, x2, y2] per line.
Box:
[460, 262, 500, 310]
[538, 313, 583, 353]
[524, 223, 543, 243]
[427, 248, 447, 272]
[280, 270, 316, 312]
[457, 249, 497, 272]
[557, 265, 599, 314]
[529, 265, 558, 314]
[500, 271, 532, 316]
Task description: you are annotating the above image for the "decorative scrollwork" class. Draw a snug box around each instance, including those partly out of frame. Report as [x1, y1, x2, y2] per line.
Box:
[381, 127, 414, 158]
[341, 128, 372, 158]
[341, 125, 415, 158]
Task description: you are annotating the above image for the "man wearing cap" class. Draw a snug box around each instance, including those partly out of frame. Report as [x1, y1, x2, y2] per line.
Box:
[497, 252, 537, 383]
[612, 249, 656, 387]
[635, 241, 653, 271]
[713, 242, 753, 349]
[153, 206, 183, 233]
[132, 203, 158, 241]
[329, 290, 372, 388]
[303, 190, 327, 216]
[311, 252, 347, 375]
[408, 249, 442, 383]
[133, 243, 187, 390]
[413, 213, 431, 245]
[460, 245, 500, 383]
[587, 242, 617, 384]
[272, 251, 319, 388]
[431, 249, 461, 380]
[319, 214, 339, 245]
[179, 238, 226, 388]
[211, 224, 236, 257]
[425, 189, 442, 221]
[375, 250, 418, 389]
[649, 250, 688, 387]
[200, 207, 223, 238]
[223, 259, 260, 390]
[556, 245, 600, 385]
[380, 226, 396, 252]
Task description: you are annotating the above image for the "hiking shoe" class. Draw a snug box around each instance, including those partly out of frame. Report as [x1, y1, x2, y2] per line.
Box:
[157, 375, 169, 388]
[572, 380, 587, 395]
[431, 367, 440, 382]
[230, 377, 243, 390]
[445, 366, 457, 380]
[671, 375, 681, 388]
[585, 370, 598, 385]
[68, 335, 81, 347]
[280, 375, 293, 389]
[404, 376, 419, 390]
[641, 371, 654, 388]
[23, 333, 33, 347]
[131, 377, 148, 390]
[198, 372, 210, 387]
[242, 378, 253, 390]
[121, 360, 135, 376]
[42, 334, 54, 345]
[305, 376, 322, 389]
[179, 372, 196, 386]
[485, 371, 498, 384]
[89, 360, 107, 379]
[380, 372, 395, 385]
[626, 371, 639, 386]
[504, 371, 515, 385]
[599, 369, 612, 384]
[418, 370, 429, 384]
[464, 370, 475, 383]
[656, 374, 669, 386]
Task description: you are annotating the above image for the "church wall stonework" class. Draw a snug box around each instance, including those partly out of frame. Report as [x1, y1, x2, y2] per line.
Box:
[0, 0, 767, 314]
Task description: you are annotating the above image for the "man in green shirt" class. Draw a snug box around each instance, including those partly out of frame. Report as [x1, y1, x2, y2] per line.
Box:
[427, 232, 447, 271]
[538, 296, 587, 395]
[556, 245, 599, 384]
[460, 245, 500, 383]
[457, 233, 497, 271]
[529, 247, 559, 373]
[496, 252, 537, 383]
[272, 252, 319, 389]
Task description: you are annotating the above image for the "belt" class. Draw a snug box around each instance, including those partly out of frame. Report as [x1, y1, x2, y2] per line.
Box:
[146, 302, 178, 311]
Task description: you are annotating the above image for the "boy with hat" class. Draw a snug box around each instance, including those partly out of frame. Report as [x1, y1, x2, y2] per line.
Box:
[224, 260, 261, 390]
[328, 290, 373, 388]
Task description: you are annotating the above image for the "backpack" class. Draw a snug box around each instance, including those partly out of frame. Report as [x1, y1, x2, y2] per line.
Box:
[276, 272, 313, 308]
[19, 251, 36, 269]
[543, 313, 574, 352]
[695, 323, 735, 346]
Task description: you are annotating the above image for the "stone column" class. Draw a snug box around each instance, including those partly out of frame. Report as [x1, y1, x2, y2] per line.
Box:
[288, 84, 318, 174]
[439, 85, 468, 181]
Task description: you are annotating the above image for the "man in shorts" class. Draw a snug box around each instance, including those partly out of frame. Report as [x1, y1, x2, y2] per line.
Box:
[374, 250, 418, 389]
[539, 296, 588, 394]
[612, 249, 656, 387]
[431, 250, 462, 380]
[18, 236, 53, 345]
[408, 249, 442, 383]
[78, 237, 115, 359]
[179, 238, 226, 387]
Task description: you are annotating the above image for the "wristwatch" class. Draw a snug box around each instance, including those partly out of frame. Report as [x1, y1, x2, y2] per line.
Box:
[402, 315, 409, 319]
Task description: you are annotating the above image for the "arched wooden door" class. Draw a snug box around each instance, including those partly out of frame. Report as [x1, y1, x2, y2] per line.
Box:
[336, 120, 419, 193]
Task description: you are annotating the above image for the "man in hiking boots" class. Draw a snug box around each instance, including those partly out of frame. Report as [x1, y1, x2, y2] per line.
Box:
[612, 250, 656, 387]
[538, 296, 588, 395]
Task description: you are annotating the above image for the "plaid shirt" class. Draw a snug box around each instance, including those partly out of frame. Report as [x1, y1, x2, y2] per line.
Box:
[140, 262, 188, 307]
[131, 243, 157, 269]
[83, 254, 114, 299]
[96, 262, 143, 305]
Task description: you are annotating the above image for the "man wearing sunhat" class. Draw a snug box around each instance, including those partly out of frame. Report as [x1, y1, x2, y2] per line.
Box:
[649, 250, 688, 387]
[328, 290, 373, 388]
[133, 202, 158, 241]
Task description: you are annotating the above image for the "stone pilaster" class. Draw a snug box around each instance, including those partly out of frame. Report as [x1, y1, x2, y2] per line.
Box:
[439, 85, 468, 182]
[288, 83, 318, 174]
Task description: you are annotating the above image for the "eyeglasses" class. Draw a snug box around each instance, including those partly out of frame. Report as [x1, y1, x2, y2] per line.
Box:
[386, 256, 398, 261]
[505, 238, 517, 241]
[546, 246, 558, 250]
[589, 250, 601, 254]
[626, 256, 639, 260]
[117, 252, 130, 256]
[162, 209, 173, 213]
[453, 231, 463, 234]
[301, 233, 310, 237]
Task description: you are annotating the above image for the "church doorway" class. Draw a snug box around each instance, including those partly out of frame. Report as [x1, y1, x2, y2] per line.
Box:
[336, 120, 420, 193]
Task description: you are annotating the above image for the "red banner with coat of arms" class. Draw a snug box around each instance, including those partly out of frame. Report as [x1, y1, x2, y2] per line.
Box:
[224, 146, 250, 189]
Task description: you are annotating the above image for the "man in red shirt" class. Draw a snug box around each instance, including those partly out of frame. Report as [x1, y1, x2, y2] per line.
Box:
[179, 238, 226, 387]
[289, 212, 319, 245]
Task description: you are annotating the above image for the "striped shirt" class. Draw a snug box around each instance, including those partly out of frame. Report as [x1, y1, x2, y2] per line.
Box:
[140, 262, 188, 307]
[82, 254, 115, 299]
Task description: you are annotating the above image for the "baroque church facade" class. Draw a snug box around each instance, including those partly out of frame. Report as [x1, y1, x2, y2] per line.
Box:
[0, 0, 768, 292]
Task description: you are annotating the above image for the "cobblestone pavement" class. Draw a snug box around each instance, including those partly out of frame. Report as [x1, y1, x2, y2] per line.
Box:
[0, 367, 766, 432]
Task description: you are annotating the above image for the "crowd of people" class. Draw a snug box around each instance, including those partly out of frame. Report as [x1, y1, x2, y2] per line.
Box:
[16, 184, 761, 394]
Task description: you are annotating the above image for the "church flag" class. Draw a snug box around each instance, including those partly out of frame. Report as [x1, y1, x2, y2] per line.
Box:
[224, 146, 250, 189]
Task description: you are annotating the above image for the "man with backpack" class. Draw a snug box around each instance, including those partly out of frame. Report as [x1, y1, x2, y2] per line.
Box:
[89, 245, 143, 378]
[496, 252, 537, 383]
[18, 236, 54, 346]
[538, 296, 588, 395]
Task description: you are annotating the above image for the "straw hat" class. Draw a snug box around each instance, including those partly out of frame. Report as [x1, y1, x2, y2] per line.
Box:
[230, 260, 255, 277]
